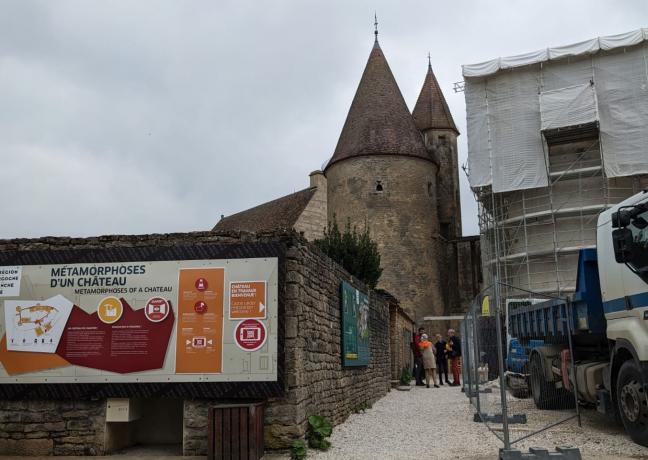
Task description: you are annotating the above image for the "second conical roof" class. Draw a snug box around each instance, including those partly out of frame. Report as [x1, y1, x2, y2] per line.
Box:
[325, 42, 430, 170]
[412, 63, 458, 134]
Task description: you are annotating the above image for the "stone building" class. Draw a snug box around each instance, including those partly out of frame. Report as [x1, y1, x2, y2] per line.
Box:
[215, 35, 481, 322]
[215, 171, 327, 243]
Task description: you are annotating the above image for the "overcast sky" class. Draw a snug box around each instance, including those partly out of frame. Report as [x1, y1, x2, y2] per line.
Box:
[1, 1, 646, 239]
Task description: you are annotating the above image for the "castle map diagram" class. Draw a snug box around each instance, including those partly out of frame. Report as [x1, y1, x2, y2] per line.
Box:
[4, 295, 73, 353]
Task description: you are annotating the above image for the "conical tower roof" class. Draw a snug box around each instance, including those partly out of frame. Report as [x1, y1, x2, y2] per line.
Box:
[325, 41, 431, 170]
[412, 62, 458, 134]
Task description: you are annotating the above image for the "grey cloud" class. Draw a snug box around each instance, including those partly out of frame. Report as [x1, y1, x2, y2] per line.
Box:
[1, 0, 646, 238]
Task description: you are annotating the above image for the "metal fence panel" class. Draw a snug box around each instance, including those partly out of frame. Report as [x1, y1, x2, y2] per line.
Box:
[461, 282, 580, 449]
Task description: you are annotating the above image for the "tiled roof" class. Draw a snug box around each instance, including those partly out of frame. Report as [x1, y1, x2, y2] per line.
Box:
[412, 63, 458, 134]
[325, 41, 431, 170]
[213, 188, 316, 233]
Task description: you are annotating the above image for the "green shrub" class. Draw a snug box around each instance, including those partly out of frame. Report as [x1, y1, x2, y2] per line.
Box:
[307, 415, 333, 451]
[352, 401, 372, 413]
[314, 217, 382, 289]
[400, 367, 412, 386]
[290, 439, 307, 460]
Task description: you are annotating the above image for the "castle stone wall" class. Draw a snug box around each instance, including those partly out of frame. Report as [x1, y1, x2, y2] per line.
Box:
[326, 155, 442, 321]
[455, 236, 482, 314]
[0, 400, 105, 456]
[427, 130, 462, 240]
[388, 300, 415, 382]
[295, 171, 327, 241]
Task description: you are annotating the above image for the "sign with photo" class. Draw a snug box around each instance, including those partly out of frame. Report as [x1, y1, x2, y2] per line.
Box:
[340, 281, 370, 366]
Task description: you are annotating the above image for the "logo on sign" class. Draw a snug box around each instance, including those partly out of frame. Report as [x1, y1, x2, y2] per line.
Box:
[192, 336, 206, 348]
[97, 297, 123, 324]
[194, 300, 207, 314]
[145, 297, 170, 323]
[240, 326, 260, 341]
[233, 319, 267, 352]
[195, 278, 208, 291]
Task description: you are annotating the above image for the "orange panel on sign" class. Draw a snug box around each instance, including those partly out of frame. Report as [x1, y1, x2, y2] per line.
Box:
[0, 335, 70, 375]
[175, 268, 224, 374]
[229, 281, 267, 319]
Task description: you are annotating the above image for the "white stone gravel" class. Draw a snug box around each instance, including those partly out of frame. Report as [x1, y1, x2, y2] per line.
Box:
[310, 384, 499, 460]
[264, 383, 648, 460]
[267, 384, 499, 460]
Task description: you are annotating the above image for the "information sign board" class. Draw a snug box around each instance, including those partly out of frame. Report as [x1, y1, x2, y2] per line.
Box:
[340, 281, 370, 366]
[0, 258, 278, 384]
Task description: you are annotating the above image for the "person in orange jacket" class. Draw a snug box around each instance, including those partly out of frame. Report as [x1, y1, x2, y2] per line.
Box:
[411, 327, 426, 386]
[419, 334, 439, 388]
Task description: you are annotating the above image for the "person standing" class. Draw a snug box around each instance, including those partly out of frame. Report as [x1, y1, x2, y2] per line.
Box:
[419, 334, 439, 388]
[411, 327, 426, 386]
[434, 333, 450, 385]
[447, 328, 462, 386]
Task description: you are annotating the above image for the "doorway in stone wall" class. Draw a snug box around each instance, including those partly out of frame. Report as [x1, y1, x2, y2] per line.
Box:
[105, 398, 184, 456]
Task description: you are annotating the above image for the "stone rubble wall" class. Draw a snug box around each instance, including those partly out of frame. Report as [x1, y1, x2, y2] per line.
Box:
[0, 400, 105, 456]
[389, 302, 415, 382]
[183, 237, 392, 453]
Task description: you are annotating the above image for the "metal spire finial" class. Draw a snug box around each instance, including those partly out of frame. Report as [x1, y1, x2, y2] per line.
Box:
[374, 13, 378, 42]
[428, 52, 432, 69]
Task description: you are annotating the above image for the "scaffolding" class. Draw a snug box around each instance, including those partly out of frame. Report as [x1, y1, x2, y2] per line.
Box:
[475, 136, 647, 299]
[465, 32, 648, 300]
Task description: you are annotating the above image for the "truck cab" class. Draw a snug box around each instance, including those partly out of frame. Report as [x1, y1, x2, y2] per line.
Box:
[598, 190, 648, 444]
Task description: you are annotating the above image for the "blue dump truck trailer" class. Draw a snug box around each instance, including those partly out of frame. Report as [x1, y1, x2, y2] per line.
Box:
[504, 190, 648, 446]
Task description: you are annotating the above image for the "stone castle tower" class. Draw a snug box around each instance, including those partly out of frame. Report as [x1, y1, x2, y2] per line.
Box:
[215, 34, 480, 322]
[325, 38, 460, 321]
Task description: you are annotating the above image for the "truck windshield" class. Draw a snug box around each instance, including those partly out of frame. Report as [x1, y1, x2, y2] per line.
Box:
[628, 207, 648, 282]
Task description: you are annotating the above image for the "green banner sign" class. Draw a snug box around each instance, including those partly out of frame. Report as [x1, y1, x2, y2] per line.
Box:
[341, 281, 369, 366]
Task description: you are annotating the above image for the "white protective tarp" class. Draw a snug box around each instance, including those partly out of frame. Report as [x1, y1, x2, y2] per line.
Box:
[599, 29, 645, 50]
[547, 38, 599, 60]
[465, 80, 491, 187]
[462, 28, 648, 77]
[462, 59, 500, 78]
[541, 57, 594, 92]
[595, 44, 648, 177]
[488, 68, 547, 192]
[500, 49, 548, 71]
[539, 83, 597, 131]
[465, 31, 648, 191]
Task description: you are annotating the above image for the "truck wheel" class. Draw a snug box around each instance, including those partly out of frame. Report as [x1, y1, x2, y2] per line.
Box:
[616, 360, 648, 446]
[530, 353, 574, 410]
[511, 387, 530, 399]
[506, 373, 529, 399]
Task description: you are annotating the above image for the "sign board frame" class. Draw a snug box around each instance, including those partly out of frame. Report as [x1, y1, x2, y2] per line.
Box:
[0, 257, 278, 384]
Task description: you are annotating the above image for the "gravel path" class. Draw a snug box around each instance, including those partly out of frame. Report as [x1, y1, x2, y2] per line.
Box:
[268, 384, 500, 460]
[307, 384, 499, 460]
[265, 383, 648, 460]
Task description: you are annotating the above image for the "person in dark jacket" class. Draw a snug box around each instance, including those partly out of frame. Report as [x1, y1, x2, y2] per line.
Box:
[434, 333, 450, 385]
[447, 328, 462, 386]
[411, 327, 426, 386]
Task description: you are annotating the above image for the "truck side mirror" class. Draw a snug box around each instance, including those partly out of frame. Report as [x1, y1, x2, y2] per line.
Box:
[612, 210, 632, 228]
[612, 228, 634, 263]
